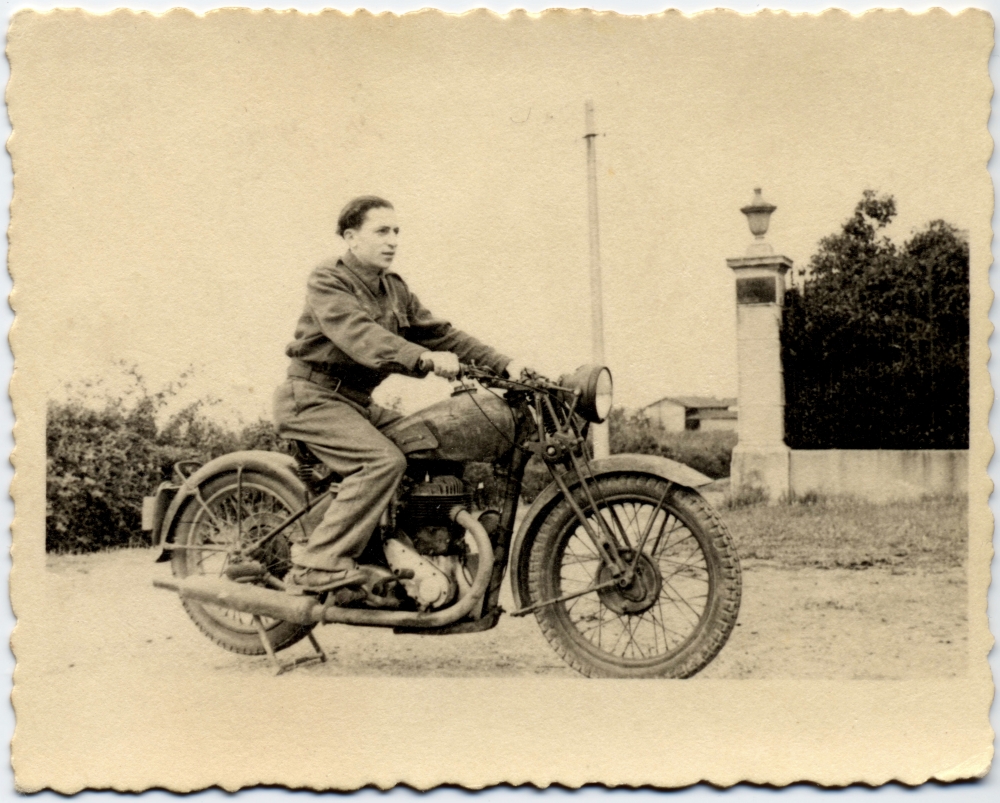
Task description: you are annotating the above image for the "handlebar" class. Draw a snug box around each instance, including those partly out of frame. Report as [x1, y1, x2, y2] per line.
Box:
[458, 362, 555, 391]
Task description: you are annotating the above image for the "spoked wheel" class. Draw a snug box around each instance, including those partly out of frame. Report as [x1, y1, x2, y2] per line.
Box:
[170, 471, 315, 655]
[527, 475, 741, 678]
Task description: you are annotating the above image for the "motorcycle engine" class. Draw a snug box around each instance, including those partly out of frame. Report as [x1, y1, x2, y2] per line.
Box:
[403, 475, 472, 555]
[383, 475, 475, 610]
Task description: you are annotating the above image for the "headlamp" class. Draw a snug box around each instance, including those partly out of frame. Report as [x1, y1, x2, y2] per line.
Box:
[560, 364, 613, 424]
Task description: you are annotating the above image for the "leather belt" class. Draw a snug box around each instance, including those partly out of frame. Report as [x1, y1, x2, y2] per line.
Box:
[287, 361, 373, 407]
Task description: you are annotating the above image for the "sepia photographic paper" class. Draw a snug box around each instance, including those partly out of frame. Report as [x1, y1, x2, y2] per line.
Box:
[5, 6, 995, 792]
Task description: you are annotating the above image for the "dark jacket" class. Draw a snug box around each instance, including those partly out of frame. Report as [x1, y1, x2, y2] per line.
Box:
[286, 249, 510, 393]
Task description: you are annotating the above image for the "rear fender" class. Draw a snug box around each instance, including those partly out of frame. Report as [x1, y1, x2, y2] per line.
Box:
[154, 450, 306, 561]
[142, 481, 179, 544]
[508, 453, 713, 609]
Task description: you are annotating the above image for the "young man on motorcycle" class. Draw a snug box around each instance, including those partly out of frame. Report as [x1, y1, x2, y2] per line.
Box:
[274, 195, 527, 594]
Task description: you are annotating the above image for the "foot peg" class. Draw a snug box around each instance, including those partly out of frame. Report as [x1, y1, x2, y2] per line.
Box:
[224, 561, 265, 582]
[329, 586, 368, 606]
[361, 565, 405, 609]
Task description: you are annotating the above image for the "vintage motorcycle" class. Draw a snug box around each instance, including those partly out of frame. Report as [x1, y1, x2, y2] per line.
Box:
[148, 364, 742, 677]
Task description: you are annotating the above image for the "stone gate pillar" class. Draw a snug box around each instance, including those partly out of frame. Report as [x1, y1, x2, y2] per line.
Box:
[726, 189, 793, 502]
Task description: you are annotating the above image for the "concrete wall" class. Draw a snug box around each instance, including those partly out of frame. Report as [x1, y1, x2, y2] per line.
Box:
[700, 417, 738, 432]
[789, 449, 968, 502]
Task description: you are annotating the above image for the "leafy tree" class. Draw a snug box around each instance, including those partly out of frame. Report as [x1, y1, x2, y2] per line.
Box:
[782, 191, 969, 449]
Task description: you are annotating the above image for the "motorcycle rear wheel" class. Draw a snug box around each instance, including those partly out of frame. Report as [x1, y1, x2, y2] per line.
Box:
[527, 475, 741, 678]
[171, 471, 316, 655]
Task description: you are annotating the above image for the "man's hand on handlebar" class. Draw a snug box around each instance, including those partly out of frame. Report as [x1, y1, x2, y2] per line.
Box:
[418, 351, 461, 380]
[420, 355, 540, 385]
[503, 358, 537, 381]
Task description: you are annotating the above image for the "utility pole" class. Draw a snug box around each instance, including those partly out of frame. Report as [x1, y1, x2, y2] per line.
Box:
[584, 100, 610, 459]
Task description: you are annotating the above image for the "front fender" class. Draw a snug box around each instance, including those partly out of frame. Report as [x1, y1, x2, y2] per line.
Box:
[155, 450, 305, 560]
[509, 453, 713, 609]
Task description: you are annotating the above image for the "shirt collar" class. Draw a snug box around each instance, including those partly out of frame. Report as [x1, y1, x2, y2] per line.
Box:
[341, 249, 384, 295]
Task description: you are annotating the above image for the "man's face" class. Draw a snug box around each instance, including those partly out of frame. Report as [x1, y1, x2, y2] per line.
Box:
[344, 206, 399, 271]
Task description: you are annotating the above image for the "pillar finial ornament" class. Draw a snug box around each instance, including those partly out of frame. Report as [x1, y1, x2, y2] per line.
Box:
[741, 188, 776, 237]
[740, 188, 777, 256]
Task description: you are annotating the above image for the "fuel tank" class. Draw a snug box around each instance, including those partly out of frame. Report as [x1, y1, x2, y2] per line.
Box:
[383, 388, 516, 463]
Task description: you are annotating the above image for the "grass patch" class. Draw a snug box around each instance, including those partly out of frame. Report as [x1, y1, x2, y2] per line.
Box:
[723, 494, 967, 572]
[724, 486, 768, 509]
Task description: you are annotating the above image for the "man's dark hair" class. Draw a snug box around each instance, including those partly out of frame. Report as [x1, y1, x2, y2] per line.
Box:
[337, 196, 394, 237]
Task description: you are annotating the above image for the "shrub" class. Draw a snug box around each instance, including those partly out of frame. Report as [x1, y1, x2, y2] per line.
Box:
[520, 458, 552, 504]
[465, 457, 552, 507]
[46, 379, 286, 553]
[609, 408, 736, 479]
[463, 462, 503, 509]
[237, 419, 293, 454]
[47, 399, 167, 553]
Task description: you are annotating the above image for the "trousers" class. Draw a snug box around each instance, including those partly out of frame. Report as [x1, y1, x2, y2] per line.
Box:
[272, 378, 405, 572]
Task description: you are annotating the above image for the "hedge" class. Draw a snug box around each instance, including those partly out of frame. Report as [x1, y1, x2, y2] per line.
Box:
[46, 392, 288, 554]
[781, 193, 969, 449]
[609, 408, 735, 479]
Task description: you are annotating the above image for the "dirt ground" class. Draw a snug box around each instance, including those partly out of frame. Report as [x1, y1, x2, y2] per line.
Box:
[36, 545, 967, 680]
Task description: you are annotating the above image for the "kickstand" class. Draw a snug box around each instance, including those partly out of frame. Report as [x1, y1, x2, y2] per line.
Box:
[252, 616, 328, 676]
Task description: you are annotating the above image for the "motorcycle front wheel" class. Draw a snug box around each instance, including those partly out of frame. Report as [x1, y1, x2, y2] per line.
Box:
[170, 471, 316, 655]
[527, 475, 741, 678]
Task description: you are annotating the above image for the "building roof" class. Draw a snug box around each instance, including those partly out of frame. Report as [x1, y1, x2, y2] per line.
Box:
[644, 396, 736, 411]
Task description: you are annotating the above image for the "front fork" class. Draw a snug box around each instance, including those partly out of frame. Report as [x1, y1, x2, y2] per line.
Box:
[506, 446, 648, 619]
[544, 461, 631, 581]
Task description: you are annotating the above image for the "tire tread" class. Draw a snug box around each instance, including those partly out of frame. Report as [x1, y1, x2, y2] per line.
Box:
[527, 475, 741, 678]
[171, 471, 315, 655]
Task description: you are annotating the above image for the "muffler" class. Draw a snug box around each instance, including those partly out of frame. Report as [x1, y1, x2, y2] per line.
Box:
[153, 506, 495, 629]
[152, 575, 318, 624]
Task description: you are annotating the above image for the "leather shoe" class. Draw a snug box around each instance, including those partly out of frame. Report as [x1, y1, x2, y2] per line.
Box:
[285, 565, 366, 595]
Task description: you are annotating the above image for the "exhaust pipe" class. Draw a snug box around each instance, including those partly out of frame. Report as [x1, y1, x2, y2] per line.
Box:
[154, 506, 495, 629]
[152, 576, 318, 624]
[319, 507, 493, 627]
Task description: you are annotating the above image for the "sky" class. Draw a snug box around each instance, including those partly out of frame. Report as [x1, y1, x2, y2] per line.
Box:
[8, 6, 991, 430]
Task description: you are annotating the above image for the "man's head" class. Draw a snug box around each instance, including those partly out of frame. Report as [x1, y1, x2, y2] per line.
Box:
[337, 196, 398, 271]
